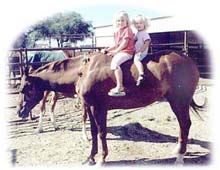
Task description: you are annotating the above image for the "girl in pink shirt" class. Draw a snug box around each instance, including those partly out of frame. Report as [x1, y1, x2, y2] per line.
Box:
[104, 11, 134, 96]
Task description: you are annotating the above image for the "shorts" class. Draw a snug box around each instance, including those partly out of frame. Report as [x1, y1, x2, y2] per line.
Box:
[133, 53, 147, 62]
[110, 52, 132, 70]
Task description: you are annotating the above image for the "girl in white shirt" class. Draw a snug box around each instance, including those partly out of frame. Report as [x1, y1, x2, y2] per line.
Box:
[133, 15, 151, 86]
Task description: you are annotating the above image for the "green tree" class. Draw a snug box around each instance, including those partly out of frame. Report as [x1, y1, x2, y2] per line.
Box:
[13, 11, 93, 48]
[12, 31, 31, 48]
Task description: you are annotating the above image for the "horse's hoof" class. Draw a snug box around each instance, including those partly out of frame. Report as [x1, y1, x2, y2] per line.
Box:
[174, 153, 184, 165]
[54, 127, 60, 131]
[96, 158, 105, 167]
[36, 129, 43, 134]
[82, 157, 96, 166]
[174, 160, 184, 166]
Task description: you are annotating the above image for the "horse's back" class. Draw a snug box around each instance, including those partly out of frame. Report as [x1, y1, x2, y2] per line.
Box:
[147, 51, 199, 104]
[80, 51, 199, 109]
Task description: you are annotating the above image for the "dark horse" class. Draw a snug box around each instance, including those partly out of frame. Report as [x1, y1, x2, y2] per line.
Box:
[76, 50, 204, 165]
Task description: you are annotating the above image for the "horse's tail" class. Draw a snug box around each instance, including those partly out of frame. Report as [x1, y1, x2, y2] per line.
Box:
[190, 98, 207, 121]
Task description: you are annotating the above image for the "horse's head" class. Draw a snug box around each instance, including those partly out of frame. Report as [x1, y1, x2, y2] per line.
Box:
[17, 69, 44, 119]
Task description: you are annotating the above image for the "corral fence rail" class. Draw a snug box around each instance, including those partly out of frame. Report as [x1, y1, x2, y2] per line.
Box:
[149, 42, 211, 78]
[7, 44, 211, 93]
[7, 46, 105, 97]
[8, 46, 105, 81]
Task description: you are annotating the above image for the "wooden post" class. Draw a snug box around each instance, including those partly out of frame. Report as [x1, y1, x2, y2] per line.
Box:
[24, 48, 28, 67]
[183, 31, 188, 56]
[18, 49, 24, 76]
[49, 36, 51, 48]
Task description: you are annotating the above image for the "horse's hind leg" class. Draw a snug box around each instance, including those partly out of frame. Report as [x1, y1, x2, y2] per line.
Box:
[37, 91, 50, 133]
[96, 109, 108, 165]
[167, 97, 191, 164]
[82, 106, 89, 141]
[83, 104, 108, 166]
[49, 92, 58, 131]
[83, 105, 98, 165]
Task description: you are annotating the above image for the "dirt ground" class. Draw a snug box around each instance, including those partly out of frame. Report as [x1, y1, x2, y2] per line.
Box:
[6, 78, 212, 167]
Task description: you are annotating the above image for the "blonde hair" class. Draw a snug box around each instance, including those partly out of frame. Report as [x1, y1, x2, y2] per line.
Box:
[113, 10, 130, 29]
[132, 14, 150, 30]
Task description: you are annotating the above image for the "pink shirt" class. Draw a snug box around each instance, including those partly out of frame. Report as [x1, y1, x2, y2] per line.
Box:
[114, 27, 134, 55]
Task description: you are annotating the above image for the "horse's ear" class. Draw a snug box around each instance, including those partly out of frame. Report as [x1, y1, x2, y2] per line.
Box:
[24, 67, 29, 77]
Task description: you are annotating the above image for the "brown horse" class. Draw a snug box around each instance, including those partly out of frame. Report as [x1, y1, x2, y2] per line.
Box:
[17, 51, 89, 139]
[17, 49, 75, 120]
[17, 55, 89, 139]
[76, 50, 204, 165]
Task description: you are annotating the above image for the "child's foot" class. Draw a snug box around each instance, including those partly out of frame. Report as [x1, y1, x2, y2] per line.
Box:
[136, 74, 146, 86]
[108, 87, 126, 96]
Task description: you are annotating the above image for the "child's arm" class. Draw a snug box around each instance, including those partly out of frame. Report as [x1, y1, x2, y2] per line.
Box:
[136, 39, 151, 55]
[106, 45, 116, 52]
[108, 38, 129, 55]
[101, 45, 116, 54]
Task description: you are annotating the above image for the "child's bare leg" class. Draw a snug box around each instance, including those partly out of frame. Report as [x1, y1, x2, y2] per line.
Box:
[134, 60, 144, 75]
[108, 66, 126, 96]
[134, 60, 145, 86]
[114, 67, 124, 89]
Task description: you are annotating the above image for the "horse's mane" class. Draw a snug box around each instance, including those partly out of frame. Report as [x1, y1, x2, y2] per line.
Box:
[33, 63, 51, 73]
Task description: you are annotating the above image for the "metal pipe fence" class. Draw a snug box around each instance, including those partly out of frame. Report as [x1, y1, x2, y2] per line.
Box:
[8, 46, 105, 82]
[7, 44, 211, 90]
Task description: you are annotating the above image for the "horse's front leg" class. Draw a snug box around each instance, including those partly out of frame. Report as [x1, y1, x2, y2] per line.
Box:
[39, 91, 49, 114]
[29, 111, 33, 120]
[96, 109, 108, 166]
[83, 105, 98, 165]
[37, 111, 44, 133]
[37, 91, 50, 133]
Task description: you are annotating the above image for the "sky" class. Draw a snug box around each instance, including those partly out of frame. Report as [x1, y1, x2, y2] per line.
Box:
[1, 0, 220, 169]
[73, 4, 164, 26]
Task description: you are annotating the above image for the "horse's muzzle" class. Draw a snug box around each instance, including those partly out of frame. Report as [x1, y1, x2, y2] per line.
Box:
[17, 106, 29, 119]
[17, 101, 37, 119]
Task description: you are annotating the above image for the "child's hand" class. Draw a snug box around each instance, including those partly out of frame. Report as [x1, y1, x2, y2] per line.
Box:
[101, 48, 108, 54]
[107, 50, 117, 56]
[106, 52, 113, 57]
[136, 52, 141, 57]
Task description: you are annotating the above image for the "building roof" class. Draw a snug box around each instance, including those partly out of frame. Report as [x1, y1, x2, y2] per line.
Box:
[148, 16, 195, 33]
[94, 16, 196, 34]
